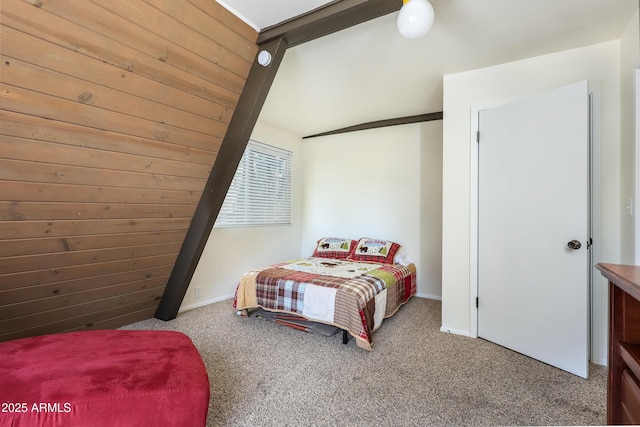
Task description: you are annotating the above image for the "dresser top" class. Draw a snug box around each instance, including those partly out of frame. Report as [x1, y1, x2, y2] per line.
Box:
[597, 263, 640, 301]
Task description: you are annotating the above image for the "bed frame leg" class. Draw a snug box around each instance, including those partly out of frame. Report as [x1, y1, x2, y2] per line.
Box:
[342, 329, 348, 344]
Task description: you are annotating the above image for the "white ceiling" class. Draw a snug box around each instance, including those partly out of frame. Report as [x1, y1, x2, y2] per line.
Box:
[219, 0, 638, 137]
[215, 0, 334, 30]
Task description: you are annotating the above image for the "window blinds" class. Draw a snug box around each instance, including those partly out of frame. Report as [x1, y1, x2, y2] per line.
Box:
[214, 140, 292, 227]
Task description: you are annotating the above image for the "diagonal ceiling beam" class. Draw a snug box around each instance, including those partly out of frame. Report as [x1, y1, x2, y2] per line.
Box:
[155, 37, 287, 320]
[258, 0, 401, 47]
[156, 0, 403, 320]
[303, 112, 443, 139]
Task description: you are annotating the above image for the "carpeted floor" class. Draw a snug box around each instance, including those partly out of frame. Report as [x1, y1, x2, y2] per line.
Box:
[121, 297, 606, 426]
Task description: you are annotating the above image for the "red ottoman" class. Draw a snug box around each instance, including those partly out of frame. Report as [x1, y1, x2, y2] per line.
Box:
[0, 330, 210, 427]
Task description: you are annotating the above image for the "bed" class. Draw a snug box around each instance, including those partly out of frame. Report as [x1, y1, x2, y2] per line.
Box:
[233, 237, 416, 350]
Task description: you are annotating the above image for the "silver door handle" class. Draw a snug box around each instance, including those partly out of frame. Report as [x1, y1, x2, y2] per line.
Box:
[567, 240, 581, 250]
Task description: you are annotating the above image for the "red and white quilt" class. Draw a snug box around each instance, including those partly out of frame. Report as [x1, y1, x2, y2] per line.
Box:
[234, 257, 416, 350]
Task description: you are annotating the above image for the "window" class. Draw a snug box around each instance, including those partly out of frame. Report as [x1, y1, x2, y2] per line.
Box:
[215, 140, 292, 227]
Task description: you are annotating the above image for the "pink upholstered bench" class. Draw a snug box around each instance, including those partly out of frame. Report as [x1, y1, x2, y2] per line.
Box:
[0, 330, 210, 427]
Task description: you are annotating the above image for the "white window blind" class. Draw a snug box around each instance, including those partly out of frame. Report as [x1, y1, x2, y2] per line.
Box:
[214, 140, 292, 227]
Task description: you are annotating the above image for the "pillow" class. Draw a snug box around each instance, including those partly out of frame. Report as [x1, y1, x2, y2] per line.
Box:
[393, 247, 414, 266]
[347, 238, 401, 264]
[312, 237, 357, 259]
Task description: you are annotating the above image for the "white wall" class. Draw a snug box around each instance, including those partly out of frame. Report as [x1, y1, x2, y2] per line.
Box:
[301, 121, 443, 299]
[621, 10, 640, 264]
[442, 40, 622, 365]
[182, 119, 443, 308]
[180, 121, 303, 310]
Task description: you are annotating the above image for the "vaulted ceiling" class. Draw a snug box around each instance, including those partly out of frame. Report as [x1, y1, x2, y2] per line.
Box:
[216, 0, 335, 30]
[219, 0, 638, 137]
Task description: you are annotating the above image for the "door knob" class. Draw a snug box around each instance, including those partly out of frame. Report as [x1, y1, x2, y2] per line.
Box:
[567, 240, 582, 250]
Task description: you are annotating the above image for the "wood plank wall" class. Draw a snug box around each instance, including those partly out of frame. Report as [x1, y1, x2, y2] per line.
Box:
[0, 0, 257, 342]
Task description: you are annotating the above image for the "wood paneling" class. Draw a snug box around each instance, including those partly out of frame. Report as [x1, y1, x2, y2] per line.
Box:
[0, 242, 182, 275]
[0, 0, 257, 341]
[0, 202, 196, 221]
[0, 265, 173, 305]
[1, 111, 217, 165]
[0, 231, 186, 257]
[0, 277, 169, 322]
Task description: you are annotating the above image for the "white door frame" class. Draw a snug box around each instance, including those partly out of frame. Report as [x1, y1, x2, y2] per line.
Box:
[635, 68, 640, 264]
[469, 85, 606, 365]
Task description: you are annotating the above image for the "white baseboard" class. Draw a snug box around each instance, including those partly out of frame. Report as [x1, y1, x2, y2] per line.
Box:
[439, 326, 472, 337]
[592, 356, 607, 367]
[415, 293, 442, 301]
[179, 294, 234, 313]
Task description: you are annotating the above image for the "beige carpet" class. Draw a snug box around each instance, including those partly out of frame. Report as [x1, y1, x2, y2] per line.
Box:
[121, 297, 606, 426]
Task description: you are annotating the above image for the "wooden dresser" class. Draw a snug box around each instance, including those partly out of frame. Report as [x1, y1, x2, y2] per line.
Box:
[597, 263, 640, 424]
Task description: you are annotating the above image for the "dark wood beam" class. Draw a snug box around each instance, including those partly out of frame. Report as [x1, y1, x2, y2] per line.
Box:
[258, 0, 401, 47]
[303, 112, 443, 139]
[155, 37, 287, 320]
[157, 0, 405, 320]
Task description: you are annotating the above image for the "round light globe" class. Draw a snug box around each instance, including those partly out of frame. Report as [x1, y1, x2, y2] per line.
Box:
[257, 50, 272, 66]
[397, 0, 434, 39]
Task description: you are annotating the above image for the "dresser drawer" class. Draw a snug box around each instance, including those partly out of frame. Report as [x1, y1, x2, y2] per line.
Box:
[621, 369, 640, 424]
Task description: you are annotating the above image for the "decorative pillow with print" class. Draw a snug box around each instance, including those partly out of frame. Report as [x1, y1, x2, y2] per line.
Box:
[312, 237, 356, 259]
[348, 238, 401, 264]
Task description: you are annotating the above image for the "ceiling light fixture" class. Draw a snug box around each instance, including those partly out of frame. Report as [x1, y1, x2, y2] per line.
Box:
[257, 50, 272, 66]
[397, 0, 434, 40]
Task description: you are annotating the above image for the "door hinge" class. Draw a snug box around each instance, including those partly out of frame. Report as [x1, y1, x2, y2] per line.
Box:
[476, 131, 480, 143]
[476, 297, 479, 308]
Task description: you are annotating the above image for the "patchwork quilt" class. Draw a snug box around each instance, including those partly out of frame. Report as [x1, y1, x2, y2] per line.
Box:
[233, 257, 416, 350]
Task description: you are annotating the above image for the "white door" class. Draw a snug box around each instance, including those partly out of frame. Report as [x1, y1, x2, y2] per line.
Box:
[477, 81, 590, 378]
